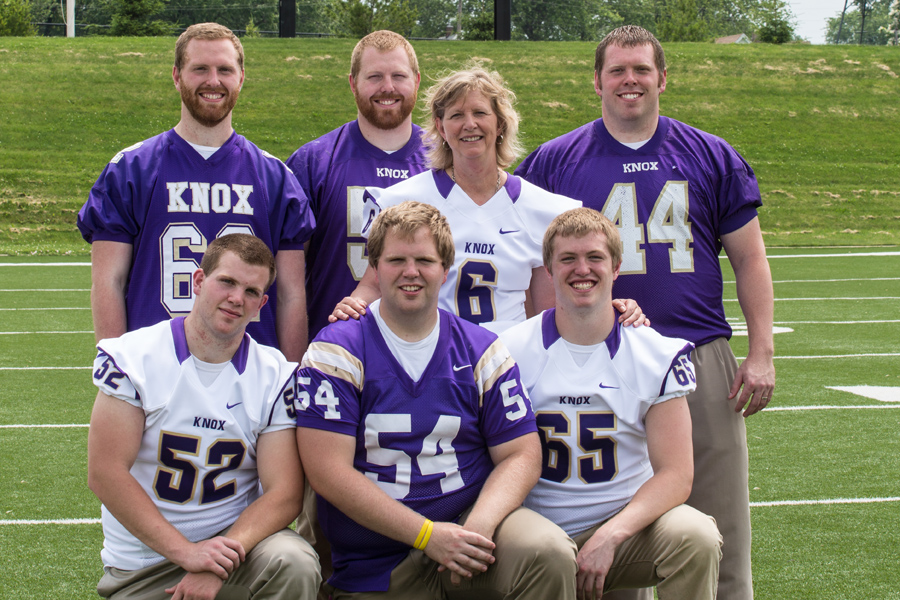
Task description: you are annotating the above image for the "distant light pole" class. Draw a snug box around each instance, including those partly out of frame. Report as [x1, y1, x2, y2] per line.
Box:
[495, 0, 511, 40]
[279, 0, 296, 38]
[67, 0, 74, 37]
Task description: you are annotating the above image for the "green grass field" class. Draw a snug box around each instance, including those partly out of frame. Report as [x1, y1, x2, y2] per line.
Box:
[1, 248, 898, 599]
[1, 36, 899, 253]
[1, 32, 899, 599]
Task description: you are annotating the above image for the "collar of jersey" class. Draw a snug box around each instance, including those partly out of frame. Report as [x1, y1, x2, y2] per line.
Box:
[170, 316, 250, 374]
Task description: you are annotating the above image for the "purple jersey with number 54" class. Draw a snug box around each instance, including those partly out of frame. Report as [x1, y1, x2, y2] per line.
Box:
[296, 310, 536, 592]
[516, 116, 762, 345]
[77, 129, 315, 348]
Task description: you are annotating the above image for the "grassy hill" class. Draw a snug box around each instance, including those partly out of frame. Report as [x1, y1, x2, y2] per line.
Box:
[1, 36, 898, 255]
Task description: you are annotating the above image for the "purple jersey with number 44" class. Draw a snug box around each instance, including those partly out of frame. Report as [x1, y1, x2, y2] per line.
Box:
[515, 116, 762, 345]
[296, 310, 536, 592]
[77, 129, 315, 348]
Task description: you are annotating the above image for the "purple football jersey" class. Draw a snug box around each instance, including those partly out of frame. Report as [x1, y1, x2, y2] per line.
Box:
[77, 130, 315, 348]
[286, 121, 428, 339]
[516, 116, 761, 345]
[296, 310, 536, 592]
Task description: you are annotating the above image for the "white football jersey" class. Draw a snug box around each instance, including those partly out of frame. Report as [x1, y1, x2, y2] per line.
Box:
[362, 170, 581, 333]
[92, 318, 299, 570]
[500, 310, 697, 537]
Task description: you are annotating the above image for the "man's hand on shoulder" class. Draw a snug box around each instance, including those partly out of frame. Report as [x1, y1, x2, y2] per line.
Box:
[328, 296, 368, 323]
[175, 536, 245, 580]
[613, 298, 650, 328]
[165, 570, 224, 600]
[426, 521, 495, 584]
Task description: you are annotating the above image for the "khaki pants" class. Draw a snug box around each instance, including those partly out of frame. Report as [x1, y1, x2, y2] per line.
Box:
[328, 507, 577, 600]
[97, 529, 321, 600]
[686, 338, 753, 599]
[572, 505, 722, 600]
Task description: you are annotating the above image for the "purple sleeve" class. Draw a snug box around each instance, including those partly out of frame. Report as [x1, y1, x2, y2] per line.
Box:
[513, 149, 551, 191]
[295, 366, 360, 437]
[479, 363, 537, 447]
[77, 144, 157, 244]
[717, 156, 762, 235]
[266, 162, 316, 251]
[285, 143, 320, 216]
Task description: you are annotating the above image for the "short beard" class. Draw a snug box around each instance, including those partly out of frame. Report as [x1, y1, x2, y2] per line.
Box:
[355, 90, 415, 131]
[180, 81, 239, 128]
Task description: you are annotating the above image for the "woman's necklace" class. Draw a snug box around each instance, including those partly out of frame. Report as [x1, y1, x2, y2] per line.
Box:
[450, 166, 503, 193]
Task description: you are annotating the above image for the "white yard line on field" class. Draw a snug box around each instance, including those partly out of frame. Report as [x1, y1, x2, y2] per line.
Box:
[0, 366, 90, 370]
[750, 497, 900, 507]
[0, 331, 93, 334]
[4, 496, 899, 526]
[0, 307, 90, 311]
[0, 263, 91, 267]
[0, 423, 89, 428]
[5, 404, 898, 430]
[725, 252, 900, 259]
[724, 296, 900, 302]
[0, 519, 101, 525]
[725, 277, 900, 284]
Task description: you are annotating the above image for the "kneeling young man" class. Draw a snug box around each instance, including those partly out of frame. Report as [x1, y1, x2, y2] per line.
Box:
[87, 234, 320, 600]
[296, 201, 575, 599]
[500, 208, 722, 599]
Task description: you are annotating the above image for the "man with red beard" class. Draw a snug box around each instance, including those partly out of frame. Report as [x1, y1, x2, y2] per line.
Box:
[78, 23, 315, 363]
[286, 30, 429, 342]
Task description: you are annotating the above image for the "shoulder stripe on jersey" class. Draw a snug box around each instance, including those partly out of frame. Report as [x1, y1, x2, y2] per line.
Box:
[474, 339, 515, 406]
[301, 342, 364, 390]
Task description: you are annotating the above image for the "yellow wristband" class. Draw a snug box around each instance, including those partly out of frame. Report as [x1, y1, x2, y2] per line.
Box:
[414, 519, 433, 550]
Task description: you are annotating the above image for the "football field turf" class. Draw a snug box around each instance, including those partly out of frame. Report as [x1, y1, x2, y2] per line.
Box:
[1, 247, 898, 599]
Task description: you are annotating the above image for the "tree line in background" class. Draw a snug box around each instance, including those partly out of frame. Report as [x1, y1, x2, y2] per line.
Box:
[826, 0, 900, 45]
[0, 0, 897, 44]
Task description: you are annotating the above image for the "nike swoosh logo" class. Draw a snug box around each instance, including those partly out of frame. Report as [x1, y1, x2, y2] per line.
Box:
[499, 228, 519, 235]
[226, 401, 243, 409]
[453, 364, 472, 372]
[598, 383, 619, 389]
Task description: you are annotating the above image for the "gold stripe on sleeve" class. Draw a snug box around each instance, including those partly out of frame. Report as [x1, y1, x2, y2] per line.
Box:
[300, 342, 364, 390]
[474, 339, 516, 407]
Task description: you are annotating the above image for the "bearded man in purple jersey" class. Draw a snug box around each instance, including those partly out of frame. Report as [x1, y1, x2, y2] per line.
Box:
[295, 201, 576, 599]
[515, 25, 775, 600]
[286, 30, 429, 342]
[78, 23, 315, 362]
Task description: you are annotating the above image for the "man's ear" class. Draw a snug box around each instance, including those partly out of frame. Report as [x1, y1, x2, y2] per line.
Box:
[192, 268, 205, 295]
[254, 294, 269, 316]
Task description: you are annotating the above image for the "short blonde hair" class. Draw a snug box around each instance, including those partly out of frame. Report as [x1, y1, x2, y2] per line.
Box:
[367, 201, 455, 270]
[422, 65, 524, 171]
[543, 208, 622, 270]
[350, 30, 419, 80]
[175, 23, 243, 72]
